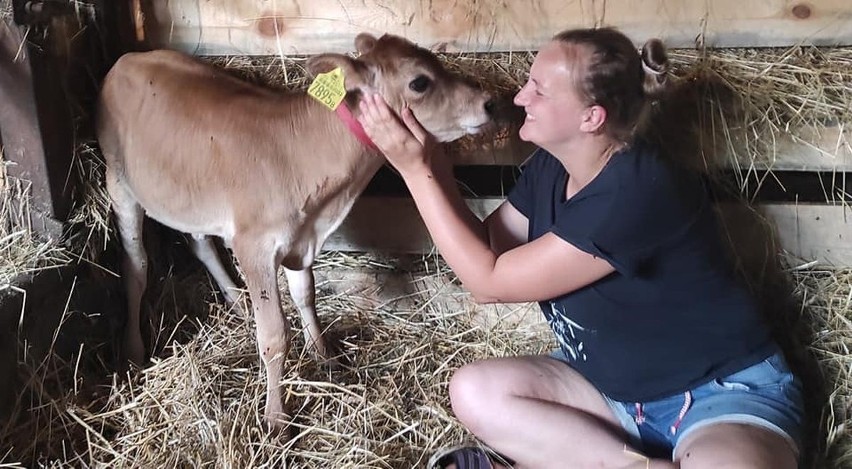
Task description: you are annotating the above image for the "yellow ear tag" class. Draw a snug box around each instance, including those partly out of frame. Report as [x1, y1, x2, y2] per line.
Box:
[307, 67, 347, 111]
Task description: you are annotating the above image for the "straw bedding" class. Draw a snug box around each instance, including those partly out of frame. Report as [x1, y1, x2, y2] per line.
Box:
[0, 32, 850, 468]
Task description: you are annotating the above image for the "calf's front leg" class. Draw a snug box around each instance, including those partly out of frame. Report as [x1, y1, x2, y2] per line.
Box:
[232, 235, 292, 428]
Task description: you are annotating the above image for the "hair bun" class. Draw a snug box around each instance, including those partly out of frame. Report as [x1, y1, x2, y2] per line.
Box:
[640, 38, 669, 96]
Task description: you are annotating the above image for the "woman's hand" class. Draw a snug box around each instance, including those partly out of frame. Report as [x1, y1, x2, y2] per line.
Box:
[358, 93, 441, 177]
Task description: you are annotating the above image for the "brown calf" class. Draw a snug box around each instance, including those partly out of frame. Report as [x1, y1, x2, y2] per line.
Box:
[96, 33, 493, 427]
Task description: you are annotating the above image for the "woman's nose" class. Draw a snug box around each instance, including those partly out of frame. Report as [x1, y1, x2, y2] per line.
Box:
[513, 84, 530, 106]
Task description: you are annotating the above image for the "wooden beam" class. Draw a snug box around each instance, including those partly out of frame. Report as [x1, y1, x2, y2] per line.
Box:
[325, 197, 501, 253]
[454, 124, 852, 171]
[763, 203, 852, 267]
[101, 0, 145, 59]
[141, 0, 852, 55]
[324, 196, 852, 267]
[767, 126, 852, 172]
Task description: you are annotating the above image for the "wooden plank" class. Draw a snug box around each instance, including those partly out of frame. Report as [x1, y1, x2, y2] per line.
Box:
[325, 196, 852, 267]
[763, 203, 852, 267]
[325, 197, 502, 253]
[767, 126, 852, 172]
[455, 124, 852, 171]
[141, 0, 852, 55]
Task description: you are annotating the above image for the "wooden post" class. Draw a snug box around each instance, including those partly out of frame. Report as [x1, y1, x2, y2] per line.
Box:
[0, 0, 138, 240]
[0, 19, 75, 239]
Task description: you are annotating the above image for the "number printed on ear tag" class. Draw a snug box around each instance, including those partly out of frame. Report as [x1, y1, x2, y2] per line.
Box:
[307, 67, 347, 110]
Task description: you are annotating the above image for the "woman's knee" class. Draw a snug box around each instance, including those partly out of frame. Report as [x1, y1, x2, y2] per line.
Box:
[448, 361, 505, 429]
[448, 356, 586, 423]
[449, 362, 486, 417]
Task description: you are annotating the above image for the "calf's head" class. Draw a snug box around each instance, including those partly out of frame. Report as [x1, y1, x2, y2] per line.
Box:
[307, 33, 493, 142]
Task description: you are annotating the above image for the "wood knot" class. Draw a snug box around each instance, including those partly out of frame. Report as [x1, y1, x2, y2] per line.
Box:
[256, 11, 286, 37]
[791, 4, 812, 19]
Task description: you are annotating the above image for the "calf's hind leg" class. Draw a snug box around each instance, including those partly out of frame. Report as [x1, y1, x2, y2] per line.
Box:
[106, 168, 148, 367]
[284, 267, 329, 360]
[189, 234, 243, 307]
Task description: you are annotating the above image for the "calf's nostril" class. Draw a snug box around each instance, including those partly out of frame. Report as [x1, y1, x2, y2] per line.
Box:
[480, 95, 525, 124]
[484, 98, 497, 115]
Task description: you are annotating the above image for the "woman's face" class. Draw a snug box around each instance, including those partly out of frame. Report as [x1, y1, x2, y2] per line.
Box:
[514, 41, 591, 147]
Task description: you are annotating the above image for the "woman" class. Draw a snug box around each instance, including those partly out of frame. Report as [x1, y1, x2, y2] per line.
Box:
[357, 27, 804, 469]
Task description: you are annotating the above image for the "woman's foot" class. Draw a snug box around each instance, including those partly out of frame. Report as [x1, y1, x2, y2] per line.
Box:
[428, 445, 512, 469]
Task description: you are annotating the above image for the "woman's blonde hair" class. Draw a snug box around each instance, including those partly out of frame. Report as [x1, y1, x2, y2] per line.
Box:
[552, 27, 669, 144]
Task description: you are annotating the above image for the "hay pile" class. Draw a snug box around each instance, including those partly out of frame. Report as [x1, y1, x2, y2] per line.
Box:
[78, 258, 545, 468]
[0, 248, 849, 468]
[0, 165, 70, 292]
[0, 40, 850, 469]
[790, 268, 852, 468]
[1, 251, 549, 468]
[658, 47, 852, 194]
[678, 47, 852, 133]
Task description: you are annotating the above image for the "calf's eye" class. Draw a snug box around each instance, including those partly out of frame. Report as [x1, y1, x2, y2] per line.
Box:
[409, 75, 431, 93]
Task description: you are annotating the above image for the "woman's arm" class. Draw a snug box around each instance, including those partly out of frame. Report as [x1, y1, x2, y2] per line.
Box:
[358, 94, 615, 303]
[484, 201, 529, 255]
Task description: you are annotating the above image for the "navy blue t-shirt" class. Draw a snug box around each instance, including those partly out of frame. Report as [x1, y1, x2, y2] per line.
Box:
[507, 141, 777, 402]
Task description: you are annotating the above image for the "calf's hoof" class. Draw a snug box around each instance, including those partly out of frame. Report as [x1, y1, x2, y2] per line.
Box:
[264, 407, 294, 438]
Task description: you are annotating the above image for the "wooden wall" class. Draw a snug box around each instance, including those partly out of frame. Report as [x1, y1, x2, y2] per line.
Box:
[140, 0, 852, 55]
[133, 0, 852, 267]
[324, 198, 852, 267]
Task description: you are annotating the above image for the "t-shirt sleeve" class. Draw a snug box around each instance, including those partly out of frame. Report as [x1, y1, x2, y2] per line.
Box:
[550, 159, 708, 277]
[506, 149, 546, 217]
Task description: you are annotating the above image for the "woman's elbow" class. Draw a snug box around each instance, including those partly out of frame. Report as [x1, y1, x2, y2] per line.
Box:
[462, 269, 506, 304]
[470, 293, 501, 304]
[467, 284, 503, 304]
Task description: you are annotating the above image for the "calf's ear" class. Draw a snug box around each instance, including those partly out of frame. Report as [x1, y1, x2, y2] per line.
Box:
[306, 54, 374, 92]
[355, 33, 377, 55]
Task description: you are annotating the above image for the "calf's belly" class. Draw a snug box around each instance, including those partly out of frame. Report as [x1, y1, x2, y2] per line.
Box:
[129, 184, 236, 239]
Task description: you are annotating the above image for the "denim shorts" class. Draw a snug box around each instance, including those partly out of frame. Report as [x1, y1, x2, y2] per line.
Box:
[550, 349, 805, 460]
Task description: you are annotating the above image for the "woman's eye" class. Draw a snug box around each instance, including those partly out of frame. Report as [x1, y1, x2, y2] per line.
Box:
[409, 75, 431, 93]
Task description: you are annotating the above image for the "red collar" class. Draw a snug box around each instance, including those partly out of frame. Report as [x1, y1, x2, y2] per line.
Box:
[335, 103, 379, 152]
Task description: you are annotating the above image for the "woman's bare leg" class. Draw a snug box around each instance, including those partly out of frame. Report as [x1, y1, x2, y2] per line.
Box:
[445, 356, 677, 468]
[675, 423, 797, 469]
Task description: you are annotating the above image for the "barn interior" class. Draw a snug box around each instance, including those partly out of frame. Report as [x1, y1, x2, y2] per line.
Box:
[1, 1, 851, 467]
